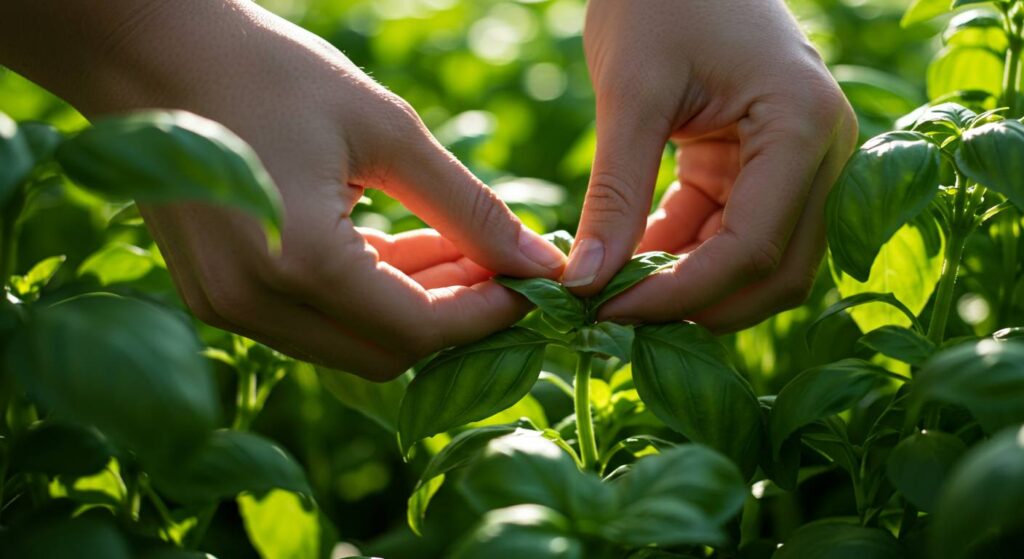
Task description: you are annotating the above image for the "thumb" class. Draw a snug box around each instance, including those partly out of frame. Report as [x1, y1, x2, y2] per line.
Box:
[563, 104, 671, 296]
[380, 120, 566, 280]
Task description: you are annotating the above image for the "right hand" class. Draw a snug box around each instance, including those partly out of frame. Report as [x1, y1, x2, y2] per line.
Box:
[62, 1, 566, 380]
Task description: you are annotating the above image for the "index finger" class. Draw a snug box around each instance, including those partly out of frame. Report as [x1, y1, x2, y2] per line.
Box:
[598, 114, 837, 323]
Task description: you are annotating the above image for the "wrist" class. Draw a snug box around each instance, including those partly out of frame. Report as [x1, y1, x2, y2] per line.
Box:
[0, 1, 270, 118]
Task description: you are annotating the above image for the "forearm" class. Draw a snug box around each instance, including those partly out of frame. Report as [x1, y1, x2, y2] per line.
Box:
[0, 1, 278, 117]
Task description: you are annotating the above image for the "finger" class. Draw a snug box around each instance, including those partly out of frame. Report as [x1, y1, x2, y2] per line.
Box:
[368, 113, 565, 279]
[359, 228, 463, 274]
[598, 118, 834, 322]
[425, 281, 532, 348]
[637, 181, 719, 253]
[563, 101, 672, 295]
[691, 143, 852, 332]
[412, 257, 492, 289]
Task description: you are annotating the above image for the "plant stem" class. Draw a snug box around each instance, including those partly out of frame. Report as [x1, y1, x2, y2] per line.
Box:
[573, 352, 599, 471]
[927, 174, 972, 345]
[232, 367, 258, 432]
[1001, 6, 1023, 116]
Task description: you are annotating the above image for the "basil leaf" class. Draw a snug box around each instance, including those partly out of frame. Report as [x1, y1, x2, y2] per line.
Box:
[398, 328, 549, 455]
[9, 420, 113, 477]
[931, 425, 1024, 559]
[901, 0, 950, 28]
[858, 325, 936, 366]
[956, 120, 1024, 211]
[151, 429, 311, 504]
[20, 121, 63, 164]
[911, 339, 1024, 433]
[632, 323, 764, 478]
[0, 111, 34, 206]
[590, 252, 679, 309]
[451, 505, 582, 559]
[775, 519, 904, 559]
[927, 46, 1004, 102]
[907, 102, 977, 135]
[543, 230, 575, 256]
[826, 131, 942, 282]
[56, 110, 284, 244]
[6, 293, 219, 459]
[886, 430, 966, 513]
[238, 490, 323, 559]
[319, 368, 409, 433]
[572, 322, 634, 361]
[495, 277, 586, 331]
[769, 359, 889, 459]
[458, 433, 615, 522]
[606, 445, 747, 548]
[807, 291, 922, 348]
[407, 421, 536, 535]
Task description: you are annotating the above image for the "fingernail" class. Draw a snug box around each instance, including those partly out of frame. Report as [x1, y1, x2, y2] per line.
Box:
[518, 228, 566, 270]
[562, 238, 604, 287]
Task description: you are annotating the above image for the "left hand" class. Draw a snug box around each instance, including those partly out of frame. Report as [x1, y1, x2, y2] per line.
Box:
[564, 0, 859, 332]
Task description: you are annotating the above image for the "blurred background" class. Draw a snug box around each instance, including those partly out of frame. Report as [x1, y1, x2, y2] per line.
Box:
[0, 0, 968, 557]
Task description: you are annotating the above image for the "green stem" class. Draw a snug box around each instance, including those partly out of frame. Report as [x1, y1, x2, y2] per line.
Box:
[0, 189, 25, 288]
[1001, 5, 1023, 116]
[232, 367, 258, 432]
[573, 352, 598, 471]
[927, 175, 971, 345]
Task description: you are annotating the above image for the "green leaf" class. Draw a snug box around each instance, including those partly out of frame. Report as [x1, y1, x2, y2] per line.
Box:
[78, 243, 156, 286]
[956, 120, 1024, 211]
[901, 0, 951, 27]
[927, 46, 1004, 101]
[407, 421, 535, 535]
[9, 420, 113, 477]
[398, 327, 549, 455]
[775, 519, 904, 558]
[858, 326, 936, 366]
[543, 230, 574, 256]
[943, 10, 1008, 51]
[1, 512, 132, 559]
[912, 339, 1024, 433]
[495, 277, 585, 330]
[572, 322, 634, 361]
[319, 368, 409, 433]
[826, 131, 942, 282]
[55, 110, 283, 244]
[0, 111, 34, 206]
[770, 359, 888, 458]
[886, 430, 966, 512]
[450, 505, 582, 559]
[151, 429, 311, 504]
[906, 102, 978, 135]
[6, 293, 219, 459]
[605, 445, 747, 548]
[808, 292, 922, 348]
[590, 252, 679, 309]
[931, 425, 1024, 559]
[20, 121, 63, 163]
[11, 255, 66, 298]
[239, 490, 321, 559]
[458, 433, 615, 522]
[831, 220, 944, 333]
[632, 323, 764, 478]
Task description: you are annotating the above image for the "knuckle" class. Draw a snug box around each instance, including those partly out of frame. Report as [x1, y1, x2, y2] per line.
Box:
[584, 173, 641, 223]
[204, 282, 260, 326]
[184, 294, 229, 329]
[775, 273, 816, 311]
[742, 238, 784, 279]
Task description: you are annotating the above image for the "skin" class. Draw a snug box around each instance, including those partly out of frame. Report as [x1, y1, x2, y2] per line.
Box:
[0, 0, 566, 381]
[1, 0, 858, 377]
[565, 0, 859, 333]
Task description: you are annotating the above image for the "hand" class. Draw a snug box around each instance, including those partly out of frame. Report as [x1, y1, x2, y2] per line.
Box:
[564, 0, 858, 332]
[0, 1, 566, 380]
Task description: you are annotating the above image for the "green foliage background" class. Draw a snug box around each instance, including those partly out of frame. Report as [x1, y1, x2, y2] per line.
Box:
[3, 1, 1020, 557]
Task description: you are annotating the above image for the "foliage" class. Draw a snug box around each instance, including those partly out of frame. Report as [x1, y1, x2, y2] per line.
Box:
[2, 0, 1024, 558]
